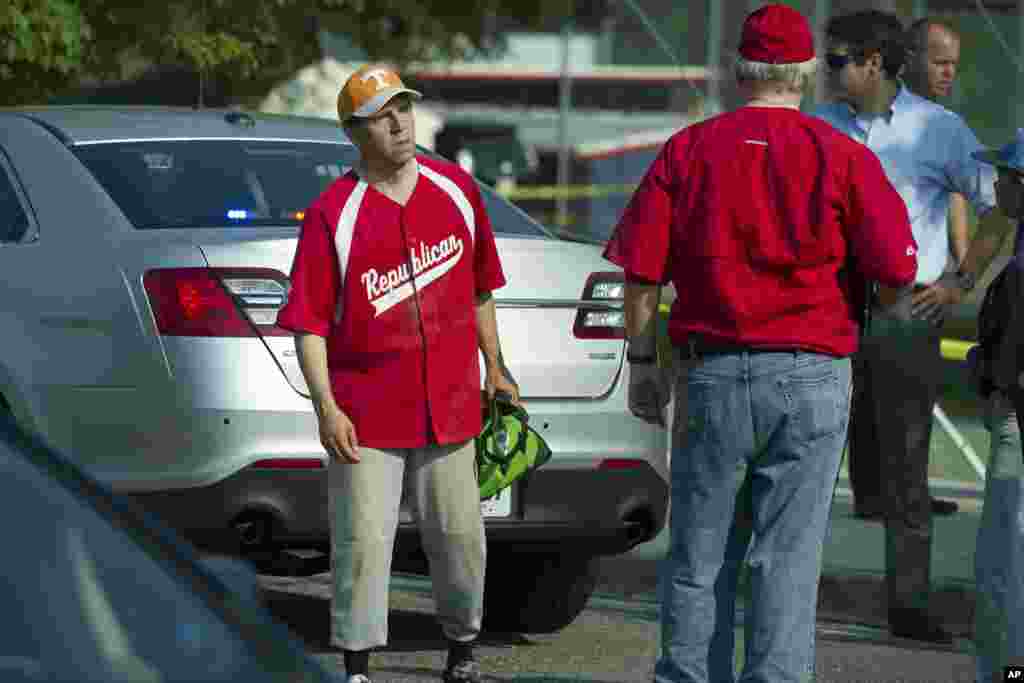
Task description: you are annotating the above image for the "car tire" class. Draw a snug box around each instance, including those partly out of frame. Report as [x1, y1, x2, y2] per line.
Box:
[482, 549, 599, 634]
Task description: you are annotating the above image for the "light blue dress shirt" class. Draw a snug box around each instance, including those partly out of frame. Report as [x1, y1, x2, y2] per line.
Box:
[813, 85, 996, 284]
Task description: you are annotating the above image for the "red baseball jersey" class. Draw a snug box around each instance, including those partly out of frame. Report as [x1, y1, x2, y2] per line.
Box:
[604, 106, 918, 357]
[277, 155, 506, 448]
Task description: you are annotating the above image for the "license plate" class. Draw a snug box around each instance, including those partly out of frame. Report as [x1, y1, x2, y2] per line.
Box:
[480, 488, 512, 518]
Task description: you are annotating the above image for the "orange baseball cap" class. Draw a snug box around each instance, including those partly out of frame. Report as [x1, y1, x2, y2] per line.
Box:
[337, 64, 423, 122]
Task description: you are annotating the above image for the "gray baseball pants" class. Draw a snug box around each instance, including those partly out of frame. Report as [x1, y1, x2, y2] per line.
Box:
[328, 439, 485, 651]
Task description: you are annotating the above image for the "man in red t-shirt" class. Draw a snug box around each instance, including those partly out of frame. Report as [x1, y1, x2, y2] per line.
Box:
[602, 6, 917, 681]
[276, 64, 517, 683]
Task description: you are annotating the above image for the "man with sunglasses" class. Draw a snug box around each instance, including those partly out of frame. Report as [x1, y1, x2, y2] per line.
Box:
[814, 10, 1014, 644]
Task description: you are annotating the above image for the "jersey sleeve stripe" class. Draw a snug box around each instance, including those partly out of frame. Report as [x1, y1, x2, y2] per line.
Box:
[419, 164, 476, 244]
[334, 180, 368, 323]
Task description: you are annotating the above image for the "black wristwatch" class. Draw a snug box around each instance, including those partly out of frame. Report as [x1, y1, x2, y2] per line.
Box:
[955, 268, 977, 294]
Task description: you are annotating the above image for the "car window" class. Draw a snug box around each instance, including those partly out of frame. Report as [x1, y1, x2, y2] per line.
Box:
[478, 182, 553, 239]
[72, 141, 359, 230]
[416, 148, 551, 239]
[0, 437, 327, 683]
[72, 139, 552, 239]
[0, 152, 31, 243]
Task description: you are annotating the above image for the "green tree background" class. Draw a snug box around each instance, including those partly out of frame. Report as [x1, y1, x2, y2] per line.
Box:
[1, 0, 85, 104]
[0, 0, 550, 106]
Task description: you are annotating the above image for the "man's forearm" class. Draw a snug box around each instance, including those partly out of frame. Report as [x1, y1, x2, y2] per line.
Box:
[961, 209, 1015, 281]
[475, 292, 502, 369]
[294, 333, 338, 417]
[624, 282, 660, 357]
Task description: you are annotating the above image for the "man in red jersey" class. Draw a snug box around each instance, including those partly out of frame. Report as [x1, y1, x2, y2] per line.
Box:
[276, 64, 518, 683]
[603, 5, 917, 681]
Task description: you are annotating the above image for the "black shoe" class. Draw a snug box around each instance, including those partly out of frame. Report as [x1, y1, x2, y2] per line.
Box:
[442, 659, 481, 683]
[931, 497, 959, 516]
[443, 640, 481, 683]
[343, 649, 371, 683]
[888, 608, 953, 644]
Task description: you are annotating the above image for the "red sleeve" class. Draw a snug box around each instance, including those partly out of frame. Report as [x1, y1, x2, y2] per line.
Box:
[276, 205, 340, 337]
[843, 146, 918, 288]
[602, 137, 677, 284]
[469, 181, 507, 295]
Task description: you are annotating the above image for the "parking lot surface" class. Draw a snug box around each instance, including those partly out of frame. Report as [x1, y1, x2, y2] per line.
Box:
[259, 491, 983, 682]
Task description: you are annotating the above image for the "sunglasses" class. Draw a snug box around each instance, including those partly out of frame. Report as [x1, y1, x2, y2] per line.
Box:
[824, 53, 856, 71]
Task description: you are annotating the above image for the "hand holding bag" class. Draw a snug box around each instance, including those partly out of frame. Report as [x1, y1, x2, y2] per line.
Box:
[475, 391, 552, 501]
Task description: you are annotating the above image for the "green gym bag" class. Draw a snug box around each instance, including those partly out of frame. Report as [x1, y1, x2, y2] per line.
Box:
[475, 392, 552, 501]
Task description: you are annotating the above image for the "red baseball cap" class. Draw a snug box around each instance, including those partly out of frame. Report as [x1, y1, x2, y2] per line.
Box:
[739, 3, 815, 64]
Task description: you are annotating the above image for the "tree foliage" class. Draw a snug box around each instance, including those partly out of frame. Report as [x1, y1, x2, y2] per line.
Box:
[0, 0, 87, 104]
[0, 0, 550, 106]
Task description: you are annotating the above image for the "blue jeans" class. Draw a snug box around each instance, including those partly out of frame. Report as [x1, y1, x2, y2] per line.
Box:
[975, 391, 1024, 683]
[656, 351, 851, 683]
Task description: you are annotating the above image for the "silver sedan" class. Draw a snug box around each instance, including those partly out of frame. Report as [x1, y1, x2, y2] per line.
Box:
[0, 107, 668, 633]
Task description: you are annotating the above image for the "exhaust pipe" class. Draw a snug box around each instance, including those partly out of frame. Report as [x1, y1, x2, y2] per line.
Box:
[230, 510, 330, 577]
[621, 507, 656, 547]
[232, 511, 274, 550]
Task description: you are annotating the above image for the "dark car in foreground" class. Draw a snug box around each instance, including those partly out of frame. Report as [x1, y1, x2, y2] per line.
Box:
[0, 410, 337, 683]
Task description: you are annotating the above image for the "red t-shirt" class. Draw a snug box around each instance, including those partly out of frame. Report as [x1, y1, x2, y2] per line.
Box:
[603, 106, 918, 357]
[277, 156, 506, 448]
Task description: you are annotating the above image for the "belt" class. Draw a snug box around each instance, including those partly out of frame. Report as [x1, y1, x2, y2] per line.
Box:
[678, 337, 800, 360]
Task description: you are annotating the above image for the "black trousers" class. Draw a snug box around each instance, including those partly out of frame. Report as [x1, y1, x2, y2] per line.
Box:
[848, 351, 883, 510]
[852, 293, 945, 613]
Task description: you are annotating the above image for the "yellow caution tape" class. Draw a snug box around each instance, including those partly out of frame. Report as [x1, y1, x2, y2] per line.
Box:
[497, 183, 638, 201]
[655, 305, 976, 362]
[530, 211, 579, 227]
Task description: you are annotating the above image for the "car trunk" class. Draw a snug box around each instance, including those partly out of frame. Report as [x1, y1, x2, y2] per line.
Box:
[487, 238, 625, 399]
[197, 231, 625, 400]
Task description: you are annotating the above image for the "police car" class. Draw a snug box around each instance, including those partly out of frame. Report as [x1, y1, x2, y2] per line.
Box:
[0, 107, 668, 633]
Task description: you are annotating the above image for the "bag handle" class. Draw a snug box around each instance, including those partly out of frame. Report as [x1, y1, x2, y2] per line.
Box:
[484, 391, 528, 467]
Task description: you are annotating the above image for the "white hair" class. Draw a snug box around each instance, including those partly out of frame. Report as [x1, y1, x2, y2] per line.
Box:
[734, 56, 818, 90]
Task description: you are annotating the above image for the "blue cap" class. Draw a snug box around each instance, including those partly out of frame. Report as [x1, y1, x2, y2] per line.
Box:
[974, 128, 1024, 172]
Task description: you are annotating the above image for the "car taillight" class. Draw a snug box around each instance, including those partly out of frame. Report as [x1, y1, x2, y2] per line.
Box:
[144, 267, 291, 337]
[599, 458, 646, 470]
[219, 271, 291, 337]
[573, 271, 626, 339]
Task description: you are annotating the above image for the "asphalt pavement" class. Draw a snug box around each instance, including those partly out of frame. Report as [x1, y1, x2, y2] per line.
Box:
[259, 484, 986, 682]
[593, 483, 984, 681]
[253, 349, 994, 680]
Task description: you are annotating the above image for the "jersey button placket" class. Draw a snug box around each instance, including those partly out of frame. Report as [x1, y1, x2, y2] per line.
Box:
[401, 206, 438, 440]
